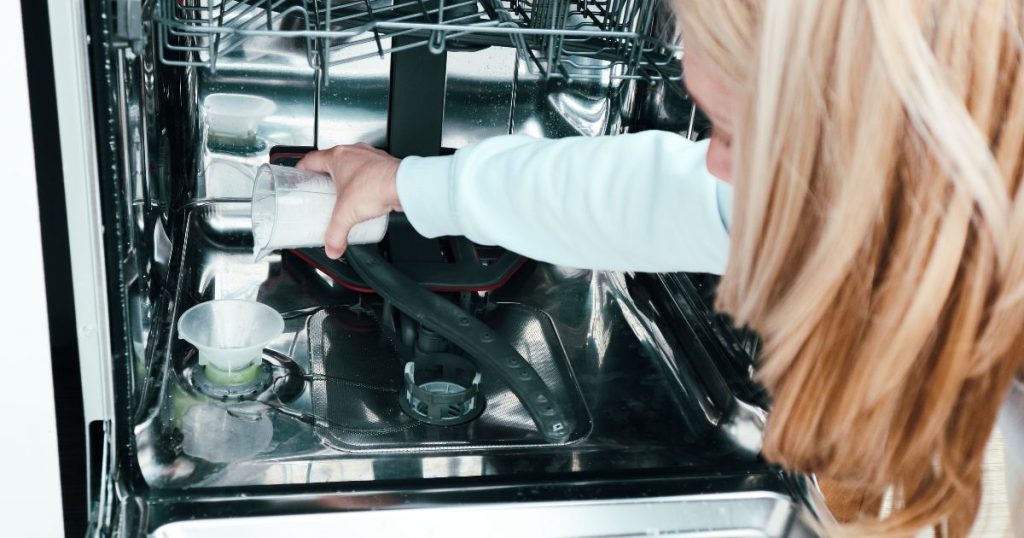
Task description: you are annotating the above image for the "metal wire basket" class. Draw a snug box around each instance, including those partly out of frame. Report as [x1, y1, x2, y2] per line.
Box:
[155, 0, 682, 82]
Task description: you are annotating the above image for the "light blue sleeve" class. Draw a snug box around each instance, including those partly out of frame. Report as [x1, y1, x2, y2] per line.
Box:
[395, 131, 731, 275]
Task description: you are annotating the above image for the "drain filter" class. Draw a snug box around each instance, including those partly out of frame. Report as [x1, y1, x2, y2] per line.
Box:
[400, 353, 484, 426]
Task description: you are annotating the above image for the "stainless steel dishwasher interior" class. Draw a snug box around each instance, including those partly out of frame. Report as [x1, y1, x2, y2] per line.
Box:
[136, 200, 759, 488]
[109, 0, 800, 522]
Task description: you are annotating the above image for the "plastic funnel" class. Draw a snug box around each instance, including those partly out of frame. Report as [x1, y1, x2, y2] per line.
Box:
[177, 300, 284, 374]
[251, 164, 388, 261]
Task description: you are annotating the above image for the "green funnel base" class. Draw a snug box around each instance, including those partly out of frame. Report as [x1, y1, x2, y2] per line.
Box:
[203, 362, 264, 386]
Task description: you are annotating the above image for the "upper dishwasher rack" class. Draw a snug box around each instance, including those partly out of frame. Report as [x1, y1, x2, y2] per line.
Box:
[155, 0, 682, 82]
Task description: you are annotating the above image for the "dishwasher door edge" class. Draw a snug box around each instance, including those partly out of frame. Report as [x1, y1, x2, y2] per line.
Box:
[47, 0, 119, 529]
[47, 0, 117, 430]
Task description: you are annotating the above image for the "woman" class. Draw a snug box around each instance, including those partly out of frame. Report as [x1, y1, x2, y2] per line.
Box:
[298, 0, 1024, 535]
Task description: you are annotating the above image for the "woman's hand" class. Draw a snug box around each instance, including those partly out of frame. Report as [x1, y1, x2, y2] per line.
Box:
[296, 143, 402, 259]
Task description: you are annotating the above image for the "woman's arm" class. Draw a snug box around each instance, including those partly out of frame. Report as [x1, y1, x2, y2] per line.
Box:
[297, 132, 732, 275]
[397, 132, 731, 274]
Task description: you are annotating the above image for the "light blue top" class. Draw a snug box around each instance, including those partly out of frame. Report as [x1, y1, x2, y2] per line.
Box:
[396, 131, 732, 275]
[397, 132, 1024, 483]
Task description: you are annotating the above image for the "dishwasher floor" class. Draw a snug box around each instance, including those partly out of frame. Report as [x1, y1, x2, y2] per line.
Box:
[132, 202, 763, 489]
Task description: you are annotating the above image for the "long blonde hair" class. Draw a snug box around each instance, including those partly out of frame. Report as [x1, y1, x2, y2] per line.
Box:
[675, 0, 1024, 535]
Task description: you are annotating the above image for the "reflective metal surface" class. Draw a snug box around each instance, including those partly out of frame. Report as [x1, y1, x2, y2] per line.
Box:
[82, 2, 827, 535]
[181, 26, 309, 265]
[133, 203, 770, 490]
[307, 301, 591, 450]
[512, 54, 636, 138]
[442, 46, 516, 149]
[150, 492, 808, 538]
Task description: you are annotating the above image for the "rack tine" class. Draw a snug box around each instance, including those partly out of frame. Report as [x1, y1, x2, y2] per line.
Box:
[323, 0, 332, 86]
[428, 0, 447, 54]
[210, 0, 225, 72]
[300, 0, 318, 70]
[362, 0, 386, 58]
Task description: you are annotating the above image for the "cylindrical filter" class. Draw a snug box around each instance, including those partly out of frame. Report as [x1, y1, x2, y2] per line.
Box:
[251, 164, 389, 261]
[400, 353, 484, 426]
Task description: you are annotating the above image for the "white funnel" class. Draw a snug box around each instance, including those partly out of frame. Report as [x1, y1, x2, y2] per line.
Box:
[177, 300, 284, 373]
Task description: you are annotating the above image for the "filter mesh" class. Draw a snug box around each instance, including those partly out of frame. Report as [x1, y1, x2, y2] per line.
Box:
[308, 303, 589, 452]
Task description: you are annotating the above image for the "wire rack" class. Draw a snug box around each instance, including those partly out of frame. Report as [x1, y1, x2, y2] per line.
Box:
[155, 0, 682, 82]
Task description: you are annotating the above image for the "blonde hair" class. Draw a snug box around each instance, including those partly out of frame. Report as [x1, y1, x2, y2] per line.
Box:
[675, 0, 1024, 535]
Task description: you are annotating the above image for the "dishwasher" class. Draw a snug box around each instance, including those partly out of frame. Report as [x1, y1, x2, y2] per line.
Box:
[38, 0, 832, 535]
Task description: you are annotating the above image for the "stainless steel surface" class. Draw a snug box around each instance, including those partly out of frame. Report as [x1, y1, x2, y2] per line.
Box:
[149, 492, 808, 537]
[190, 6, 392, 250]
[721, 398, 769, 459]
[307, 301, 591, 450]
[133, 203, 767, 489]
[512, 53, 632, 138]
[195, 18, 317, 201]
[442, 45, 516, 148]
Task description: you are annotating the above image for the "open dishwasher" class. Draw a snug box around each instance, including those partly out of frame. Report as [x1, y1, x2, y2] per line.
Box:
[37, 0, 832, 535]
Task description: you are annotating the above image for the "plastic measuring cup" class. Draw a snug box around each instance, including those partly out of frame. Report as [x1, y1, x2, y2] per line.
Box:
[177, 300, 284, 374]
[251, 164, 388, 261]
